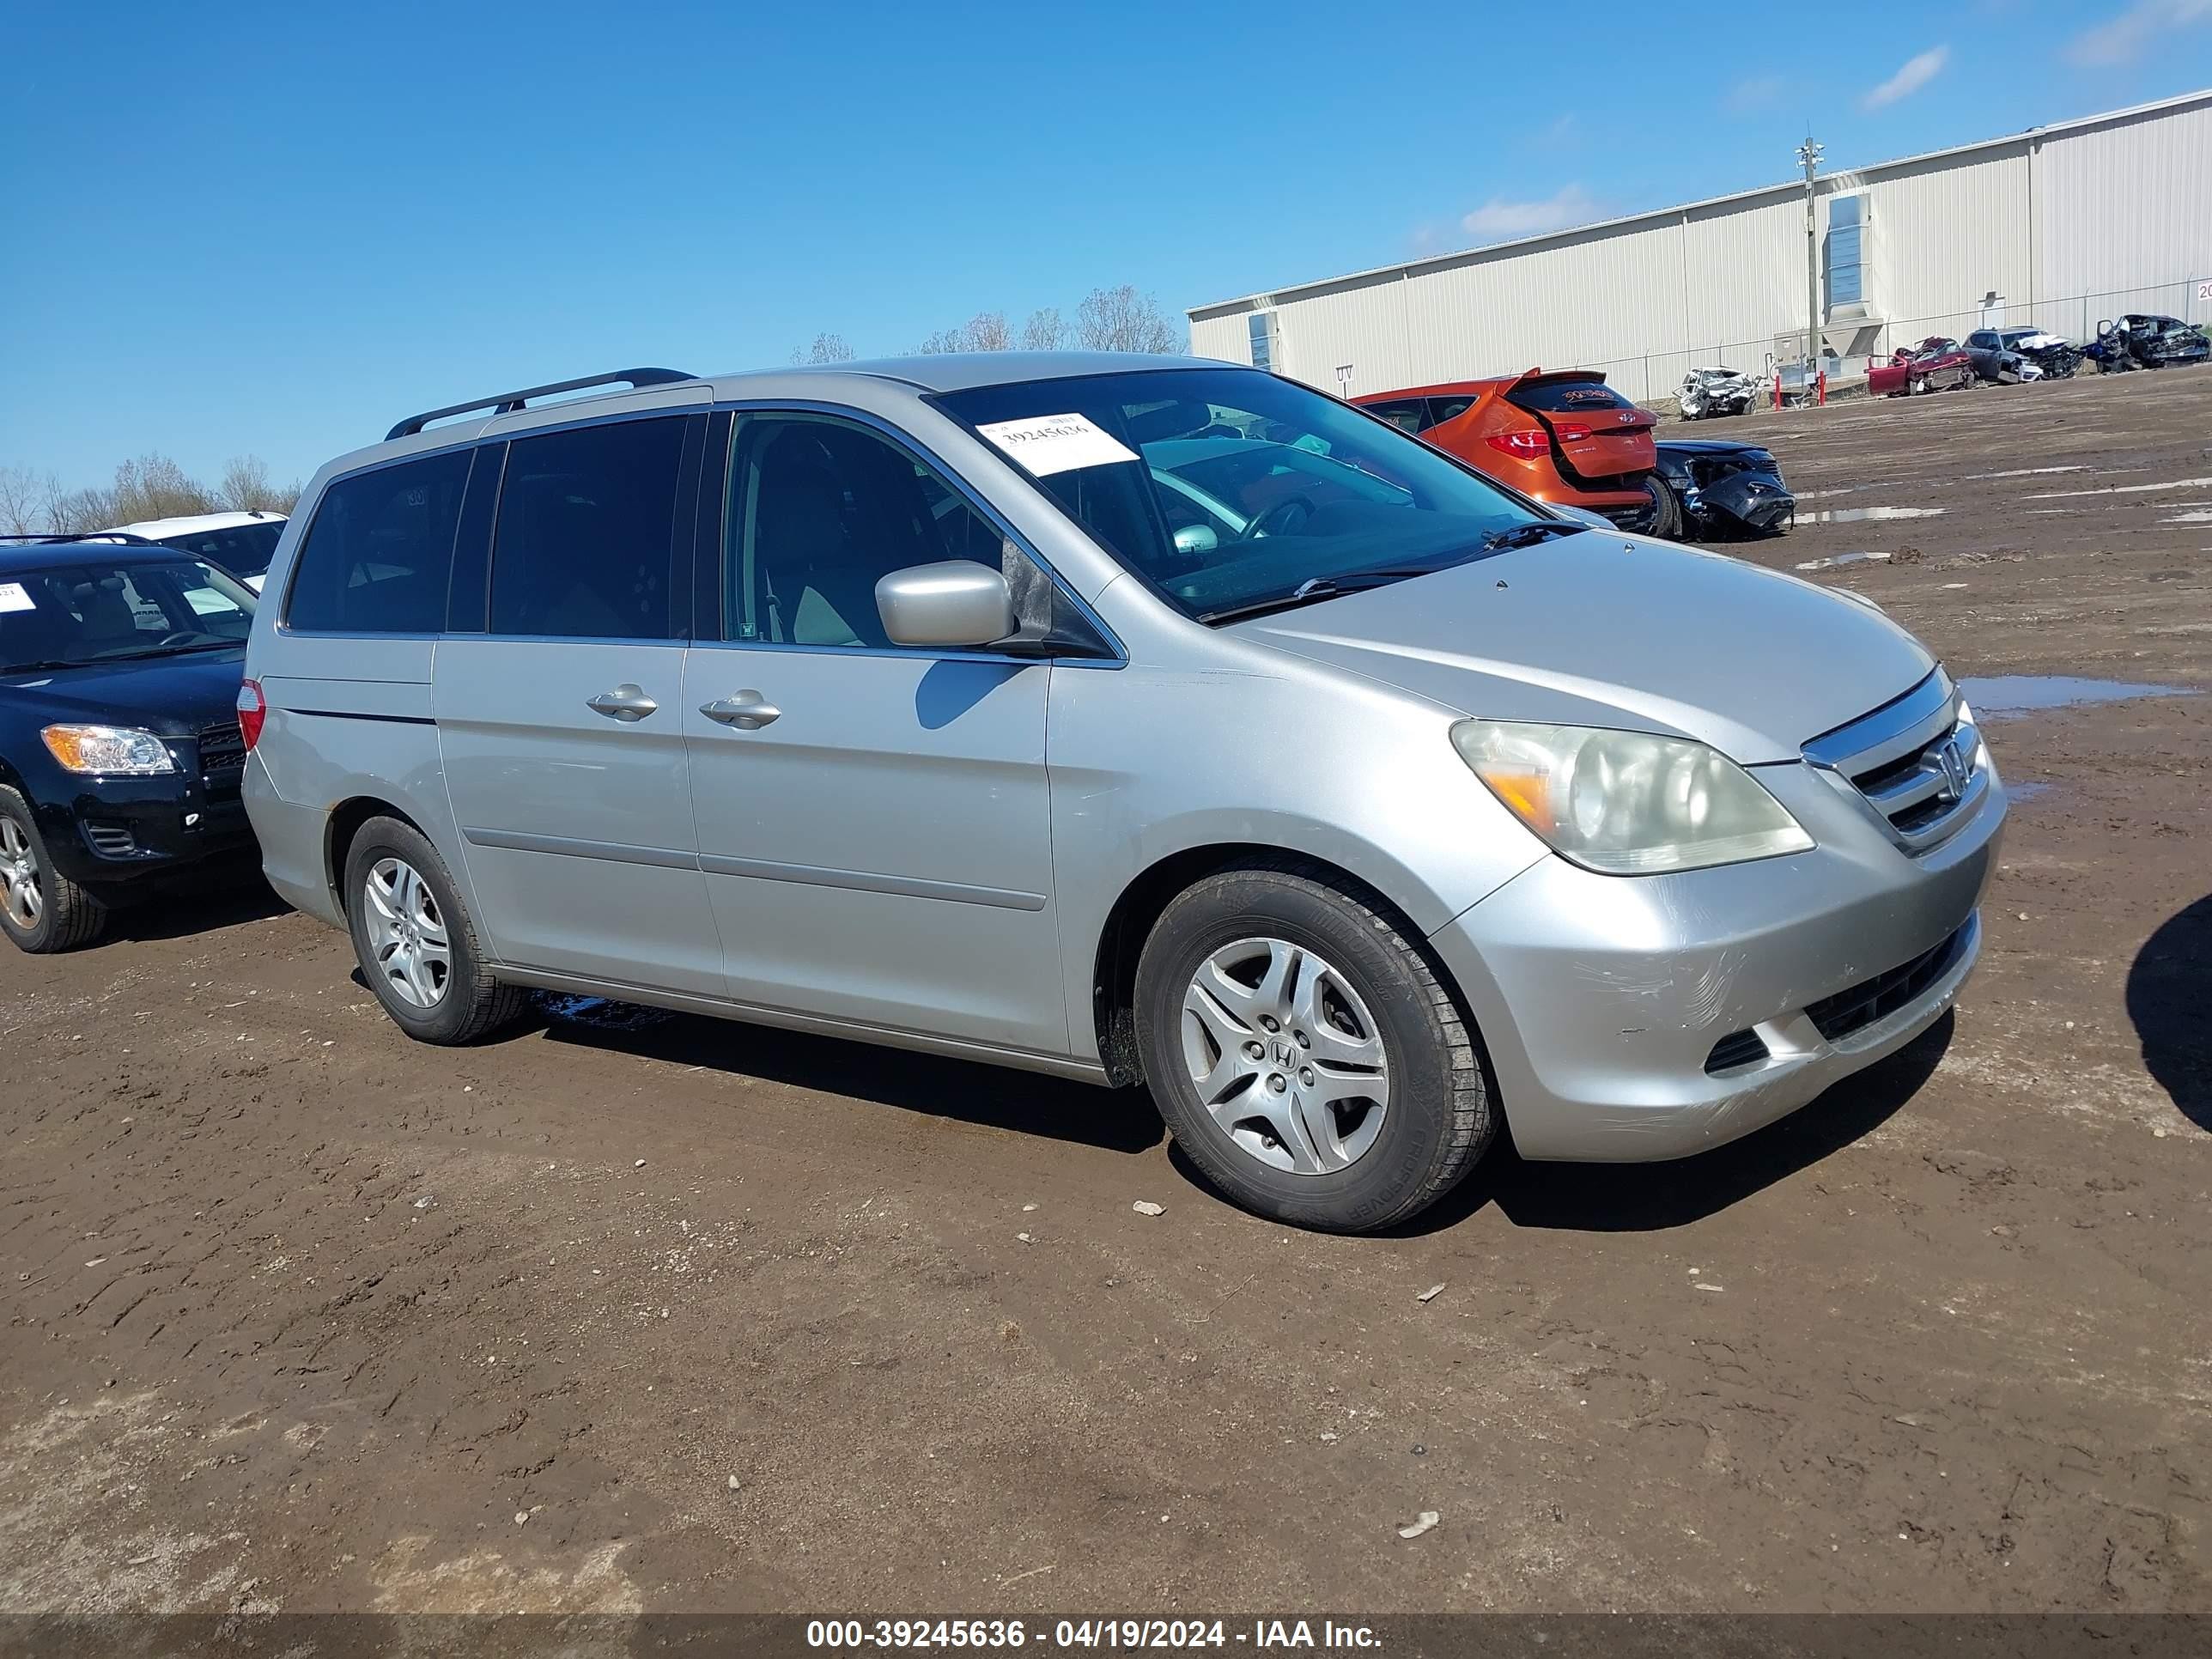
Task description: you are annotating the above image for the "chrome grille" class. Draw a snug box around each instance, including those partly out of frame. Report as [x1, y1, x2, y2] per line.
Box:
[1803, 672, 1990, 853]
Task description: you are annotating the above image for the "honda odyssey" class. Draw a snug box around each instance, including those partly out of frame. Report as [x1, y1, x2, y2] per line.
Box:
[240, 355, 2003, 1232]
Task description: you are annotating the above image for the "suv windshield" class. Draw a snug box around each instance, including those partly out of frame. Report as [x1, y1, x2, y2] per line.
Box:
[936, 368, 1553, 621]
[0, 557, 256, 673]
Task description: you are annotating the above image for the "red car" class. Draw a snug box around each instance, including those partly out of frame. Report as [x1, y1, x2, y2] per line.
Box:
[1355, 369, 1675, 535]
[1868, 337, 1976, 398]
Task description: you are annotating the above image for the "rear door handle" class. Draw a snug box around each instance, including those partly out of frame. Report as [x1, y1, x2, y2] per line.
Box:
[586, 684, 659, 722]
[700, 690, 781, 729]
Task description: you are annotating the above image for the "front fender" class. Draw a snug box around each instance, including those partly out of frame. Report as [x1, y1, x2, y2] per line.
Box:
[1044, 659, 1547, 1064]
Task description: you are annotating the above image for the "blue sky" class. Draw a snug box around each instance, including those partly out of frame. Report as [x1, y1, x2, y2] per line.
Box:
[3, 0, 2208, 493]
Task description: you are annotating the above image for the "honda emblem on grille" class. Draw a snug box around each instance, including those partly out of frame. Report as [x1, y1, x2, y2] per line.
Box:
[1935, 736, 1969, 800]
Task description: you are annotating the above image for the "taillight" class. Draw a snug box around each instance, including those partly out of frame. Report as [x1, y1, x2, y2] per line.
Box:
[1486, 429, 1552, 459]
[236, 678, 266, 751]
[1552, 422, 1594, 443]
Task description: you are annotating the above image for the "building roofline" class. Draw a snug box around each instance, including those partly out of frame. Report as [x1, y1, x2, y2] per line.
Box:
[1187, 86, 2212, 319]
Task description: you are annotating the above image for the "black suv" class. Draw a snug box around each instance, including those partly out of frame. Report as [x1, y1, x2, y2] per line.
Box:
[0, 538, 259, 951]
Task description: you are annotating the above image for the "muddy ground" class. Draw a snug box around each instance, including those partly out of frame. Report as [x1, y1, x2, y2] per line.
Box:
[3, 368, 2208, 1618]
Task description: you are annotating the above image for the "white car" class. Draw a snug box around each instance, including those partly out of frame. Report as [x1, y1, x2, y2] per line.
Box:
[101, 511, 287, 592]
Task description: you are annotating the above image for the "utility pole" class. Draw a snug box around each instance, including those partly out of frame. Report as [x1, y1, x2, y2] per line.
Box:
[1798, 137, 1825, 392]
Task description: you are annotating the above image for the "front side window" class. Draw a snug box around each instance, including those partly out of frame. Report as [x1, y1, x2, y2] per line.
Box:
[722, 412, 1030, 648]
[287, 450, 471, 634]
[937, 367, 1549, 622]
[489, 416, 686, 640]
[1361, 398, 1428, 434]
[1, 558, 254, 672]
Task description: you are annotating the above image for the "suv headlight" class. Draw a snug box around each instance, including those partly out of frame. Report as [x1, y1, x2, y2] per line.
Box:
[1451, 720, 1812, 874]
[41, 724, 178, 776]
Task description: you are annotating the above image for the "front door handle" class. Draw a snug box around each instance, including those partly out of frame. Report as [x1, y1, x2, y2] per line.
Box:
[586, 684, 659, 722]
[700, 690, 781, 730]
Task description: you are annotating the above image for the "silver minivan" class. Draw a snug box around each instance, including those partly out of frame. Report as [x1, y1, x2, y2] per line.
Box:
[240, 355, 2003, 1231]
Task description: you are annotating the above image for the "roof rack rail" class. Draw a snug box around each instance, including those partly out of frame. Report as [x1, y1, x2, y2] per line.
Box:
[0, 531, 163, 545]
[386, 367, 698, 442]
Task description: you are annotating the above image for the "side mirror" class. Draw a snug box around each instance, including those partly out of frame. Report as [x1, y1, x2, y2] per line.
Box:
[875, 561, 1017, 649]
[1173, 524, 1219, 556]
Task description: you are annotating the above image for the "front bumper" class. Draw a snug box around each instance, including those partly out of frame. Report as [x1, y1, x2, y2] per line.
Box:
[1426, 753, 2004, 1161]
[33, 778, 255, 889]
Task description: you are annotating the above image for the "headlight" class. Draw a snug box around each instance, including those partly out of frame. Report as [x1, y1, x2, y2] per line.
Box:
[41, 724, 178, 776]
[1451, 720, 1813, 874]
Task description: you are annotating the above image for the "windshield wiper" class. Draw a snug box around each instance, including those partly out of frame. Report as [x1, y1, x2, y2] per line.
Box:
[1482, 520, 1583, 551]
[100, 641, 240, 662]
[3, 659, 84, 674]
[1197, 567, 1449, 626]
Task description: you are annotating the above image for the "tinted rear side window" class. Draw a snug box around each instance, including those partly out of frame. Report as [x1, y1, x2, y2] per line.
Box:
[489, 417, 686, 640]
[1427, 395, 1479, 424]
[286, 451, 471, 633]
[1505, 378, 1634, 414]
[156, 520, 285, 579]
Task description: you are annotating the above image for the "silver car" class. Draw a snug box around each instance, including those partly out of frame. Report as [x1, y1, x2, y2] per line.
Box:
[239, 355, 2002, 1232]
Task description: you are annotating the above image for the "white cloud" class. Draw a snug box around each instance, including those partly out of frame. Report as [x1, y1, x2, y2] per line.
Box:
[1860, 46, 1950, 110]
[2067, 0, 2212, 65]
[1726, 74, 1785, 114]
[1461, 185, 1601, 241]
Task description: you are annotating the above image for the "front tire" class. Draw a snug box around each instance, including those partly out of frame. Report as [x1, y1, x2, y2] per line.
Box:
[1133, 860, 1495, 1233]
[343, 816, 527, 1044]
[1634, 474, 1684, 540]
[0, 787, 106, 954]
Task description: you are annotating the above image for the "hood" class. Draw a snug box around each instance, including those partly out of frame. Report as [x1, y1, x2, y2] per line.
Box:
[1229, 533, 1931, 763]
[1656, 440, 1774, 460]
[0, 647, 246, 735]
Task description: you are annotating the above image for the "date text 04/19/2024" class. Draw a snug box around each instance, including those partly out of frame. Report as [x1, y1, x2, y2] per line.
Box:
[804, 1620, 1382, 1650]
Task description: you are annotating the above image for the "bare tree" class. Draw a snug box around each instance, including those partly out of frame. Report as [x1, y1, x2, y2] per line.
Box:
[1021, 307, 1068, 351]
[792, 332, 857, 365]
[918, 312, 1014, 354]
[1076, 285, 1182, 355]
[0, 465, 49, 534]
[217, 454, 290, 513]
[47, 486, 116, 535]
[109, 453, 216, 524]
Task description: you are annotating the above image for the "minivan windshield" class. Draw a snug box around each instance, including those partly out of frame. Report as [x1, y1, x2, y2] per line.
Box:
[935, 368, 1560, 622]
[0, 558, 255, 674]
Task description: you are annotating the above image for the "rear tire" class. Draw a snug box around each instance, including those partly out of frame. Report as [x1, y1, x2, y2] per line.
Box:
[1133, 860, 1495, 1233]
[342, 816, 527, 1045]
[0, 787, 106, 954]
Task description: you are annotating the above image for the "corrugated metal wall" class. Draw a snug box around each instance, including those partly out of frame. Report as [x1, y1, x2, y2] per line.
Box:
[1189, 92, 2212, 403]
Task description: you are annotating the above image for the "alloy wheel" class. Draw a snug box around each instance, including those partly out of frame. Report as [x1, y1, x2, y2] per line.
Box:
[0, 818, 41, 931]
[363, 856, 452, 1009]
[1179, 937, 1391, 1176]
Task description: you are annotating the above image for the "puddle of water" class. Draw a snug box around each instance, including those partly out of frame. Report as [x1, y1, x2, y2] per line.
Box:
[1796, 550, 1887, 571]
[1957, 675, 2202, 716]
[2021, 475, 2212, 501]
[538, 994, 674, 1033]
[1805, 505, 1947, 524]
[2006, 781, 2054, 803]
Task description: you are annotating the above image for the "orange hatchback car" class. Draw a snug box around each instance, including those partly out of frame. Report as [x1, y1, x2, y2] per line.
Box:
[1357, 370, 1676, 537]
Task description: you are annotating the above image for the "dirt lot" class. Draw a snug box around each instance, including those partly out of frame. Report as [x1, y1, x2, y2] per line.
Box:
[3, 368, 2208, 1619]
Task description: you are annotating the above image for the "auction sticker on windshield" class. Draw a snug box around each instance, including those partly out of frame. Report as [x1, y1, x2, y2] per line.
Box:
[975, 413, 1139, 477]
[0, 583, 35, 614]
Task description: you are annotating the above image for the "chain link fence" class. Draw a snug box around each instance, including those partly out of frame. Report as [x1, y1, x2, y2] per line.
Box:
[1555, 276, 2212, 408]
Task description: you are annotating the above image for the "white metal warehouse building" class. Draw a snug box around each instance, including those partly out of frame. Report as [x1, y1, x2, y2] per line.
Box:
[1187, 89, 2212, 404]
